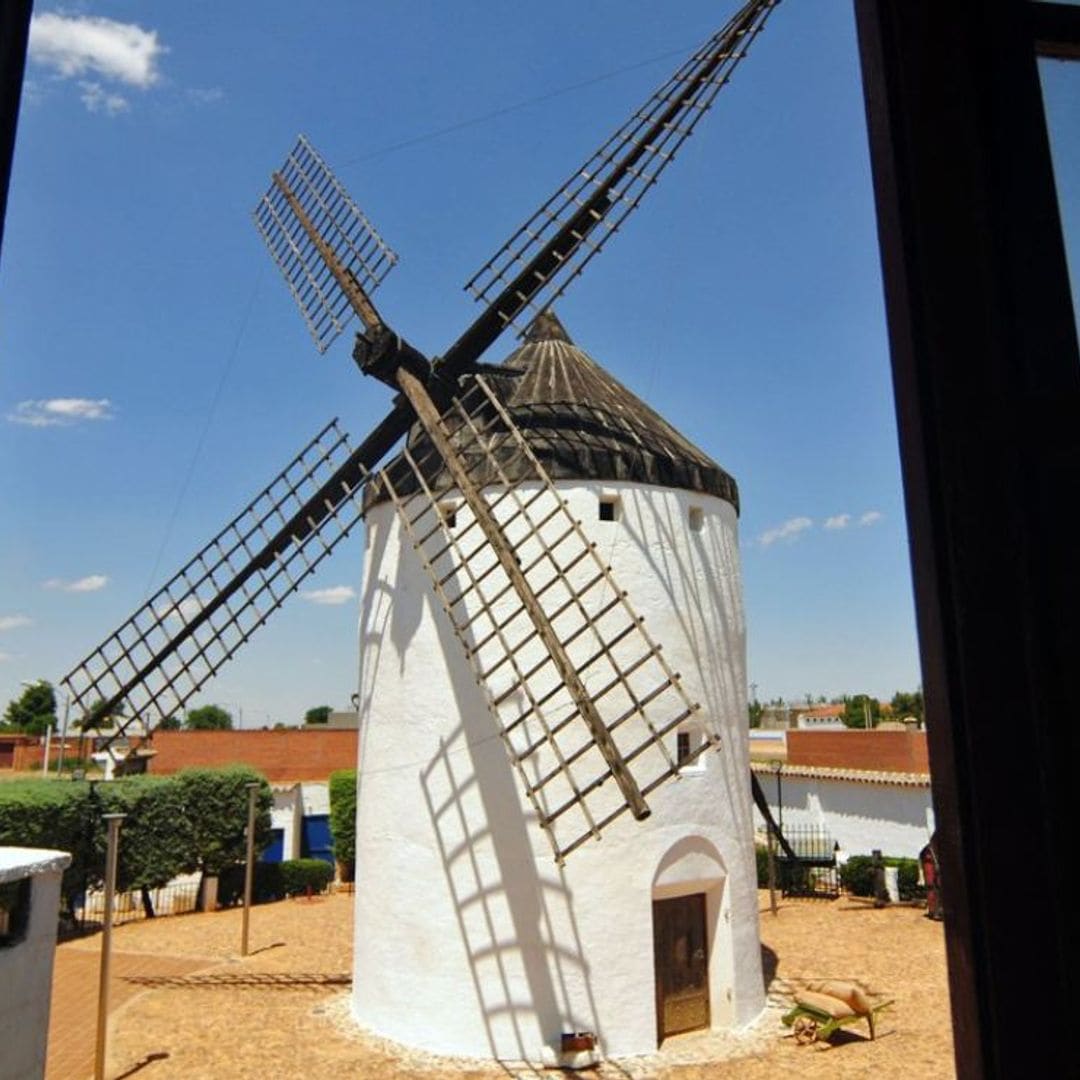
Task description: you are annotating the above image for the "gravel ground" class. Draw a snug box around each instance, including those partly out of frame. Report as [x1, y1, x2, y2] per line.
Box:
[91, 889, 955, 1079]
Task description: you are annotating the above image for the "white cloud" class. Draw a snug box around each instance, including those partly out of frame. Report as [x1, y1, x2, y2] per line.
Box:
[8, 398, 114, 427]
[44, 574, 109, 593]
[80, 81, 129, 115]
[859, 510, 884, 527]
[29, 13, 164, 89]
[758, 516, 813, 547]
[301, 585, 356, 606]
[0, 614, 32, 632]
[824, 514, 851, 531]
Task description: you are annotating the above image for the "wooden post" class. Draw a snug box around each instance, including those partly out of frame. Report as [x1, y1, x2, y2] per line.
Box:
[94, 812, 125, 1080]
[240, 782, 260, 957]
[767, 825, 778, 916]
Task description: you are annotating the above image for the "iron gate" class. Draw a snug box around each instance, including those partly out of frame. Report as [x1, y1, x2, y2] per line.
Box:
[776, 824, 840, 899]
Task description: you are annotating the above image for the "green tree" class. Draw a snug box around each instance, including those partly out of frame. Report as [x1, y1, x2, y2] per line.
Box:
[747, 699, 764, 728]
[173, 766, 272, 878]
[2, 680, 57, 735]
[156, 714, 182, 732]
[184, 704, 233, 731]
[842, 693, 882, 729]
[890, 689, 924, 722]
[96, 777, 191, 917]
[304, 705, 332, 725]
[328, 769, 357, 880]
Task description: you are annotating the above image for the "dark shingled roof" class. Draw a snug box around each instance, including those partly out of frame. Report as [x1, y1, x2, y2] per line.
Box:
[365, 311, 739, 513]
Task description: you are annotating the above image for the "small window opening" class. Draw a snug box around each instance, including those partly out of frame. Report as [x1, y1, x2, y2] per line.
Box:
[599, 496, 619, 522]
[677, 731, 692, 763]
[439, 502, 458, 529]
[676, 727, 707, 770]
[689, 506, 704, 532]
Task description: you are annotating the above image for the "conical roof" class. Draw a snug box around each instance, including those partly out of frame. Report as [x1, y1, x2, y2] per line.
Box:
[365, 312, 738, 512]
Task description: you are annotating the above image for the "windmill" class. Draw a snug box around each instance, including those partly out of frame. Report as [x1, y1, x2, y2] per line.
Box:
[61, 0, 784, 1057]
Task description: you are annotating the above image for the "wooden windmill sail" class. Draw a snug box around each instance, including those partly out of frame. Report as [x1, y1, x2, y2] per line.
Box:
[61, 0, 782, 862]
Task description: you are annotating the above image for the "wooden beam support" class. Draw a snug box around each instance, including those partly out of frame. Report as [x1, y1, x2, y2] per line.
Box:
[395, 367, 651, 821]
[271, 171, 385, 333]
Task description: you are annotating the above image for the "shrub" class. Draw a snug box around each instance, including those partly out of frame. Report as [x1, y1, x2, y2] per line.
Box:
[279, 858, 334, 897]
[218, 861, 285, 906]
[0, 767, 274, 916]
[328, 769, 356, 879]
[0, 779, 96, 911]
[755, 844, 770, 887]
[840, 854, 923, 900]
[94, 776, 192, 914]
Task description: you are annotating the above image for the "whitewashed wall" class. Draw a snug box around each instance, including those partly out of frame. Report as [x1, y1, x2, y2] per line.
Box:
[0, 847, 71, 1080]
[753, 773, 935, 859]
[271, 785, 302, 861]
[352, 480, 761, 1060]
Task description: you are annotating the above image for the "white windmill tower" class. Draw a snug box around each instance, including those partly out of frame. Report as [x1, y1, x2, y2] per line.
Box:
[353, 309, 762, 1060]
[59, 0, 782, 1063]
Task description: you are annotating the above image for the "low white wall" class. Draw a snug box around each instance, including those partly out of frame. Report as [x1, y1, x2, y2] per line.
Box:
[271, 785, 302, 860]
[753, 774, 935, 859]
[0, 847, 72, 1080]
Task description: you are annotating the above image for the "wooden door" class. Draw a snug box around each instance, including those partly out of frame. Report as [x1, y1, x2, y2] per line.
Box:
[653, 892, 710, 1041]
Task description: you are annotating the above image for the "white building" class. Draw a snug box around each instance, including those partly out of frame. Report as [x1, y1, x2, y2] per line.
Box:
[752, 762, 935, 860]
[351, 314, 762, 1062]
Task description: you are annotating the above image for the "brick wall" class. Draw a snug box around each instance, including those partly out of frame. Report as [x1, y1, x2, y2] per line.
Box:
[148, 729, 358, 781]
[11, 741, 91, 771]
[786, 729, 929, 773]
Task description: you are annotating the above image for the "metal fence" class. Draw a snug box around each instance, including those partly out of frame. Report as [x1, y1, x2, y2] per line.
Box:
[70, 876, 201, 934]
[775, 823, 840, 899]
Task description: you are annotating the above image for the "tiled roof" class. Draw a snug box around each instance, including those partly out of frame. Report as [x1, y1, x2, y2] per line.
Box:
[366, 311, 739, 511]
[750, 760, 931, 788]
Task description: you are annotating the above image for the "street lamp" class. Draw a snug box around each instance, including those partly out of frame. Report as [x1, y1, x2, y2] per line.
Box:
[770, 758, 784, 835]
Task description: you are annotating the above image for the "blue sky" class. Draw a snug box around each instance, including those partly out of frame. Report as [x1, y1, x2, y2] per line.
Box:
[1, 3, 1076, 727]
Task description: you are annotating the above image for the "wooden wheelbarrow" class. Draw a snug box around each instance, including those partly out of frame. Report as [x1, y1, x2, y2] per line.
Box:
[781, 980, 893, 1045]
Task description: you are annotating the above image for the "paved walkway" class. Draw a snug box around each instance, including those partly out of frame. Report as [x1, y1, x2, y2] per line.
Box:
[47, 942, 212, 1080]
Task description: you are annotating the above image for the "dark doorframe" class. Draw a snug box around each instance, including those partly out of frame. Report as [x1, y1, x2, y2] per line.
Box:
[653, 892, 710, 1043]
[853, 3, 1080, 1075]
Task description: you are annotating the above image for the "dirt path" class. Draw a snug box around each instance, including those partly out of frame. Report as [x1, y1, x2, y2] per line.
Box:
[57, 890, 955, 1080]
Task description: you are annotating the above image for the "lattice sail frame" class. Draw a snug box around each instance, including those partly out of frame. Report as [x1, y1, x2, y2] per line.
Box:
[61, 421, 371, 736]
[462, 0, 780, 340]
[254, 134, 398, 353]
[377, 375, 718, 862]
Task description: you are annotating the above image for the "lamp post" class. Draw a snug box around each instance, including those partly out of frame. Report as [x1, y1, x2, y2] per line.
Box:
[770, 758, 784, 835]
[94, 812, 125, 1080]
[240, 782, 260, 956]
[769, 759, 784, 907]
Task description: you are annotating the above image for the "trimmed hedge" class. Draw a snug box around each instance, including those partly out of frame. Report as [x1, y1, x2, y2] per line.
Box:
[280, 858, 334, 897]
[218, 858, 334, 906]
[839, 854, 923, 900]
[218, 861, 283, 906]
[0, 779, 99, 910]
[328, 769, 356, 880]
[0, 767, 272, 915]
